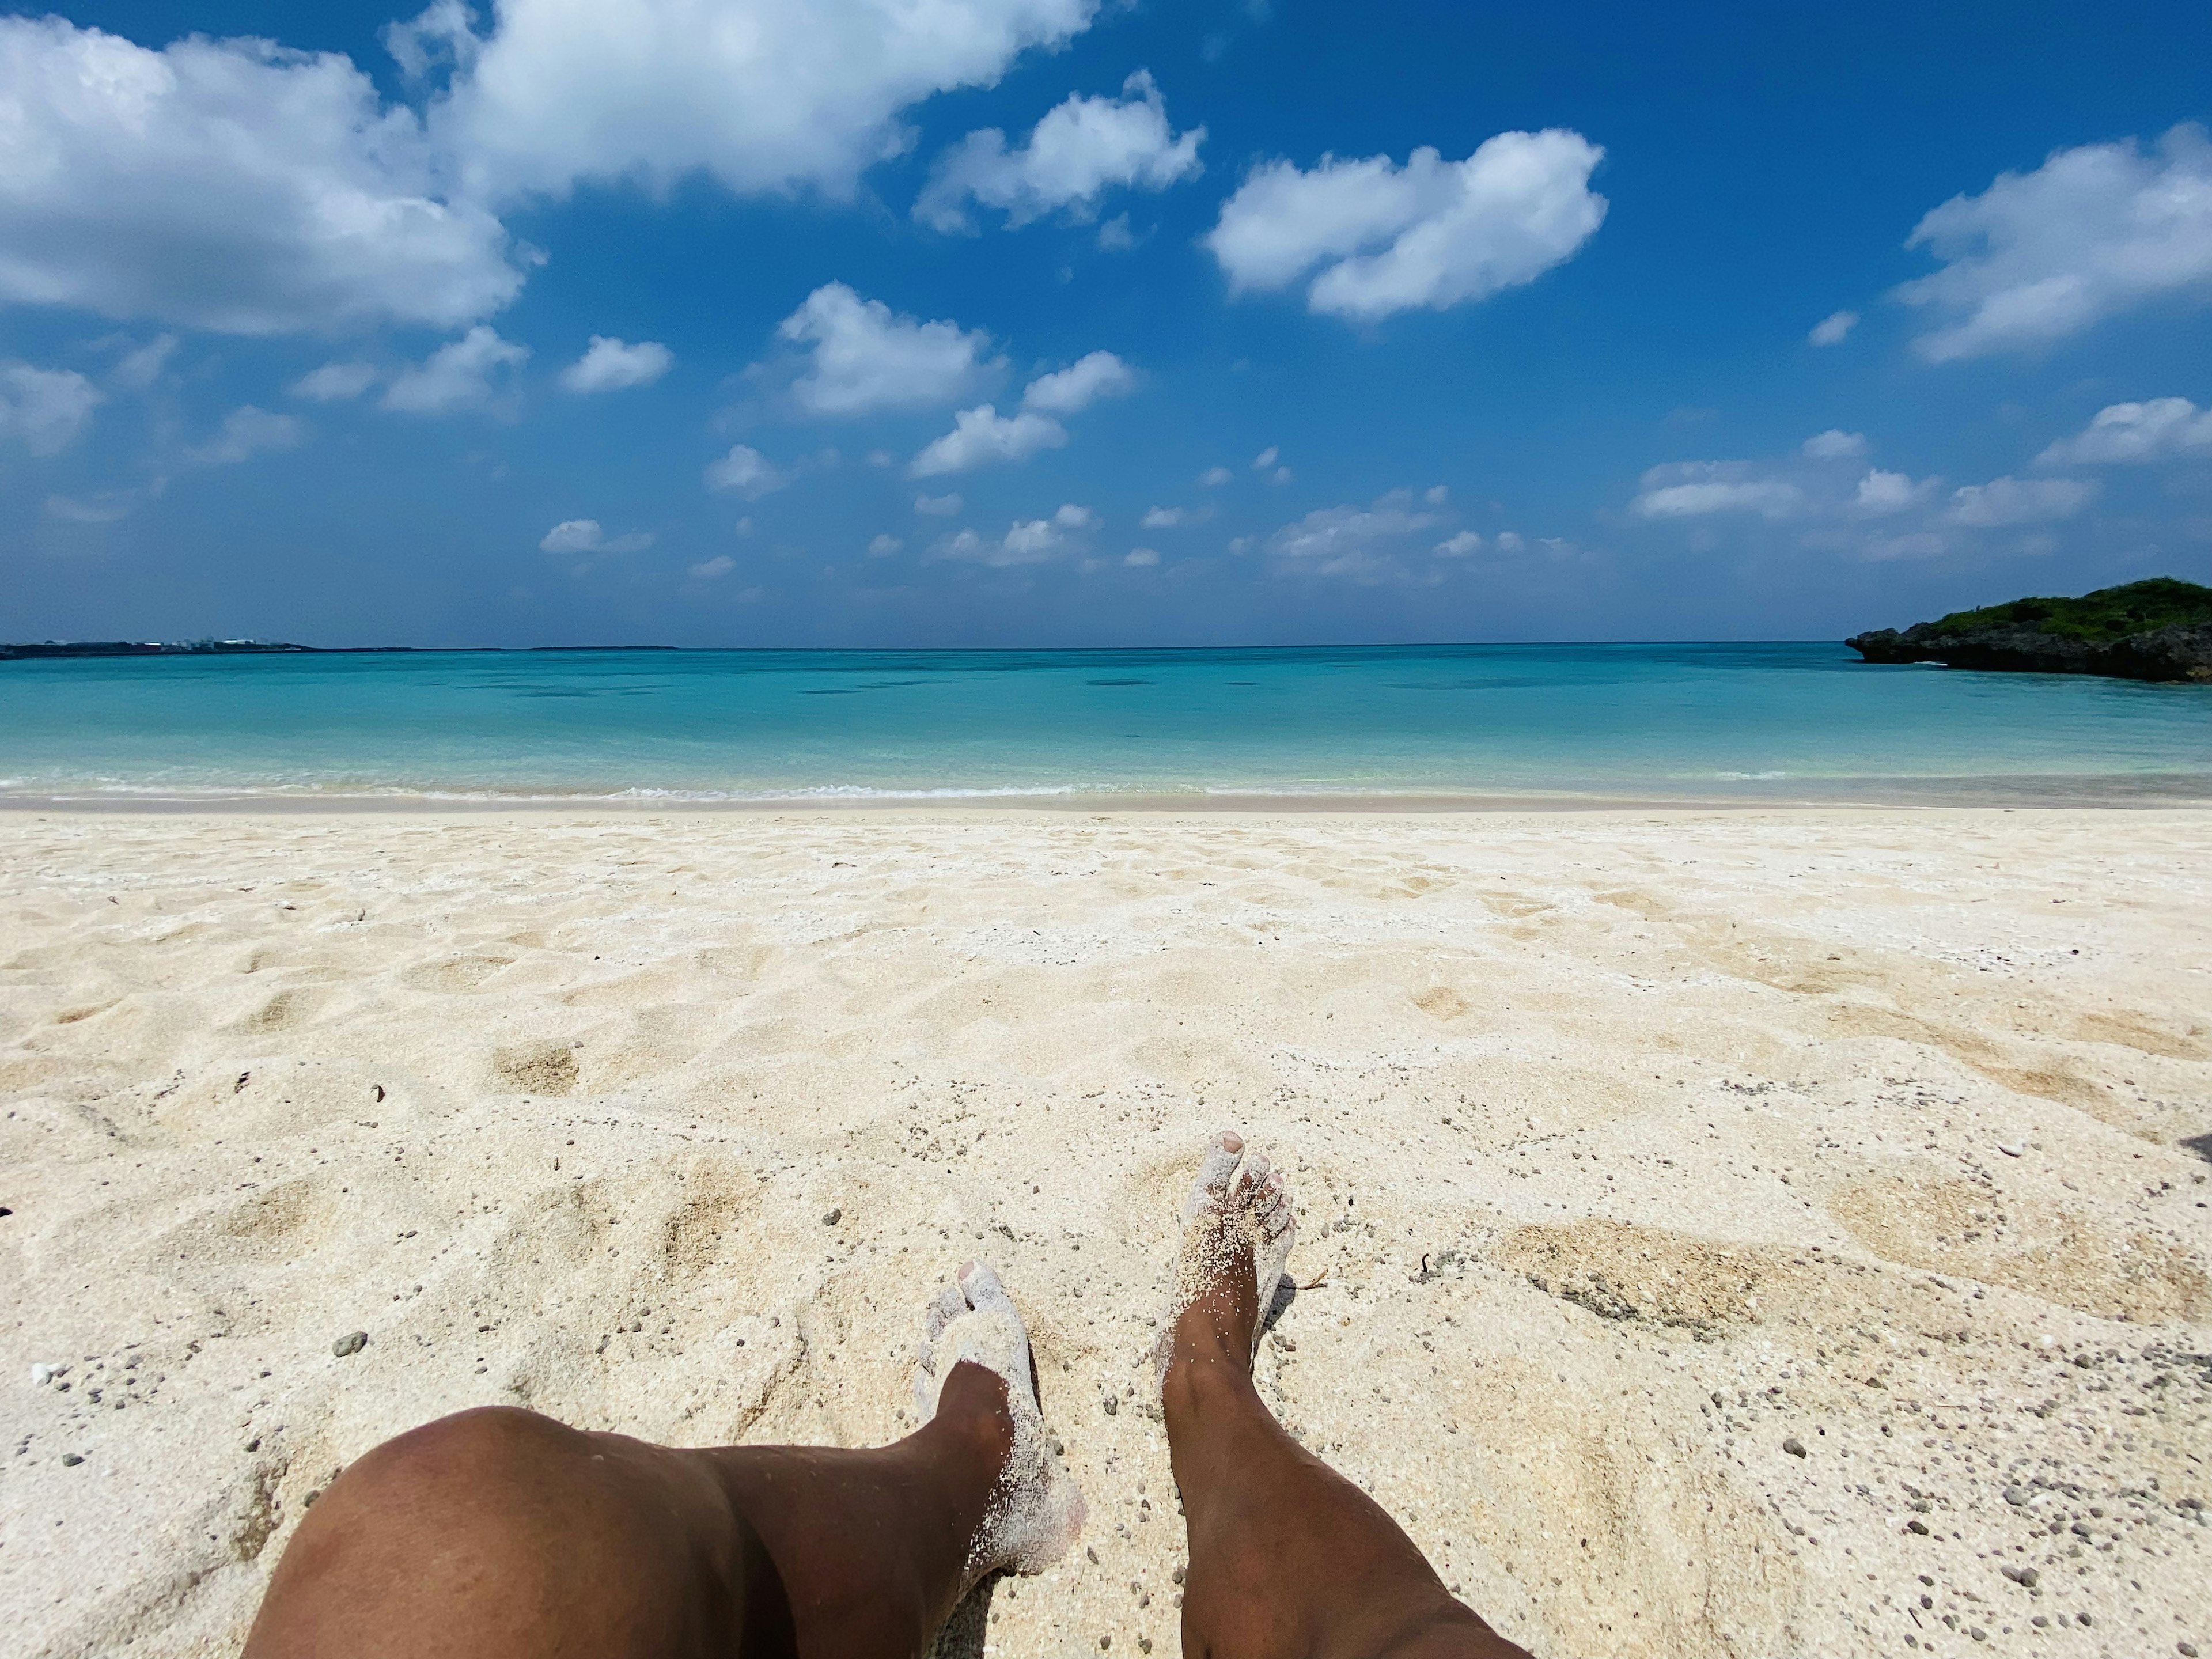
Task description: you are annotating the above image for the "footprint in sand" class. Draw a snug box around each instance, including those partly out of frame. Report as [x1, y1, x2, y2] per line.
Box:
[491, 1040, 578, 1096]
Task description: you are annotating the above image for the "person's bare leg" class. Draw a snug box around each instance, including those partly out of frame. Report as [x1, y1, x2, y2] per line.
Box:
[243, 1262, 1082, 1659]
[1160, 1133, 1532, 1659]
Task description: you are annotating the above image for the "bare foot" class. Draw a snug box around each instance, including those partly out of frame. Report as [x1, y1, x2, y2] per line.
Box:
[1154, 1130, 1297, 1388]
[912, 1261, 1086, 1578]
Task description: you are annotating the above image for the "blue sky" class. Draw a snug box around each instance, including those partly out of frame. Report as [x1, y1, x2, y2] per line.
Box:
[2, 0, 2209, 647]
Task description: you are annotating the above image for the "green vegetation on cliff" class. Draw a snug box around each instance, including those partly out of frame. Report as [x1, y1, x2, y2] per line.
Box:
[1915, 578, 2212, 643]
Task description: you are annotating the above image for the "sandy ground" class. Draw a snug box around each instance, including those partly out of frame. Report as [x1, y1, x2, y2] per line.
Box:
[2, 808, 2209, 1659]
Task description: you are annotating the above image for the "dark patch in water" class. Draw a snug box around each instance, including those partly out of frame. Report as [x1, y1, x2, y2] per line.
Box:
[1384, 678, 1550, 691]
[516, 690, 596, 698]
[860, 680, 926, 688]
[801, 688, 863, 695]
[1088, 678, 1153, 687]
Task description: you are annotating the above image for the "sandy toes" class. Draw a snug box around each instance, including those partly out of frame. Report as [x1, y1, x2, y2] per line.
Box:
[1156, 1130, 1299, 1385]
[912, 1260, 1087, 1577]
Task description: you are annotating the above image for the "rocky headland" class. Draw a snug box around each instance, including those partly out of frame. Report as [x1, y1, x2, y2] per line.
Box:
[1847, 578, 2212, 682]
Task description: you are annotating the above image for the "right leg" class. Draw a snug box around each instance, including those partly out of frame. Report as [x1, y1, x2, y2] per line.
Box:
[1161, 1134, 1531, 1659]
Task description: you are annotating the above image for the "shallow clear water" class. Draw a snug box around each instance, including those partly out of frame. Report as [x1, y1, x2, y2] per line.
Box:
[1, 644, 2207, 802]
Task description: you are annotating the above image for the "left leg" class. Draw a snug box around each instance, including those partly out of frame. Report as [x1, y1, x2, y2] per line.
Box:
[242, 1263, 1082, 1659]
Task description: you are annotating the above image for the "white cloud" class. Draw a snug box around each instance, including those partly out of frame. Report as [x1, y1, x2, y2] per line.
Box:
[1097, 213, 1137, 251]
[1269, 465, 1293, 484]
[732, 517, 755, 538]
[1124, 546, 1159, 566]
[915, 491, 964, 516]
[0, 17, 525, 335]
[1199, 465, 1233, 486]
[1021, 350, 1137, 414]
[1252, 446, 1278, 469]
[867, 533, 903, 556]
[186, 404, 302, 465]
[936, 512, 1088, 567]
[1897, 124, 2212, 362]
[429, 0, 1099, 203]
[291, 361, 379, 402]
[1207, 129, 1607, 320]
[1434, 530, 1483, 555]
[704, 444, 791, 498]
[1141, 505, 1212, 529]
[915, 69, 1201, 232]
[1265, 497, 1443, 582]
[1801, 429, 1868, 460]
[1859, 532, 1950, 562]
[1054, 502, 1100, 530]
[909, 404, 1067, 476]
[46, 490, 142, 524]
[0, 362, 101, 454]
[1632, 475, 1807, 520]
[559, 335, 671, 393]
[540, 517, 653, 554]
[112, 335, 177, 389]
[1854, 468, 1934, 514]
[2035, 397, 2212, 466]
[772, 283, 995, 416]
[1808, 309, 1858, 346]
[1944, 475, 2099, 528]
[1423, 484, 1449, 505]
[382, 325, 528, 414]
[689, 554, 736, 579]
[1494, 531, 1525, 553]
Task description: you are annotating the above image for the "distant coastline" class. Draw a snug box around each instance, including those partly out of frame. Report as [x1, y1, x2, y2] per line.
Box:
[0, 640, 681, 660]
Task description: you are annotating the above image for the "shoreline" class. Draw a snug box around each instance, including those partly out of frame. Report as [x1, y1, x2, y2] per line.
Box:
[3, 774, 2211, 814]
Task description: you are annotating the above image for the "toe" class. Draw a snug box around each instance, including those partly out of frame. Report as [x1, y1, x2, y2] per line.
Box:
[1184, 1131, 1245, 1222]
[959, 1260, 1017, 1318]
[1232, 1150, 1272, 1206]
[922, 1282, 967, 1346]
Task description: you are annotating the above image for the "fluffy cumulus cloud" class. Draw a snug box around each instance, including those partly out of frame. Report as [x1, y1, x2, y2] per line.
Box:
[1629, 427, 2107, 559]
[0, 3, 1105, 337]
[559, 335, 672, 393]
[1021, 350, 1137, 414]
[1206, 130, 1607, 320]
[1199, 465, 1233, 486]
[914, 69, 1202, 232]
[1897, 124, 2212, 362]
[914, 491, 964, 516]
[910, 406, 1065, 476]
[0, 17, 525, 335]
[1942, 476, 2099, 528]
[0, 362, 102, 454]
[936, 502, 1095, 567]
[774, 284, 995, 416]
[429, 0, 1098, 202]
[1265, 494, 1444, 582]
[185, 404, 303, 465]
[704, 444, 791, 498]
[2035, 397, 2212, 466]
[539, 517, 654, 554]
[382, 325, 529, 414]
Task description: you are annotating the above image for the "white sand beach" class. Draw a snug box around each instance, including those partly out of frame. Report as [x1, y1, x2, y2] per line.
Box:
[2, 807, 2209, 1659]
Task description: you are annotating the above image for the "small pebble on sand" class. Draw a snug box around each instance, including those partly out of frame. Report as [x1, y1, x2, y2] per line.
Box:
[332, 1331, 368, 1358]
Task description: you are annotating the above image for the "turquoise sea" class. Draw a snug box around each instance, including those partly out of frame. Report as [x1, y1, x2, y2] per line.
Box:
[1, 644, 2207, 804]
